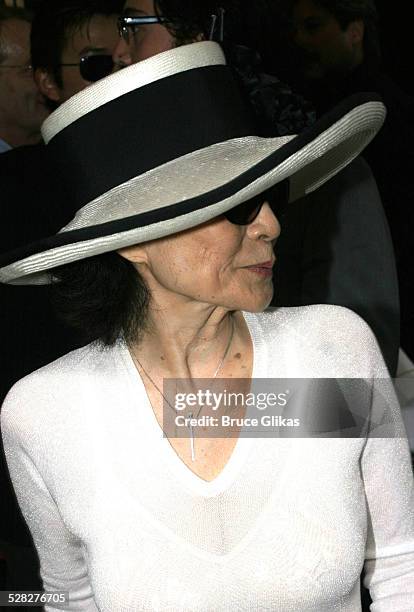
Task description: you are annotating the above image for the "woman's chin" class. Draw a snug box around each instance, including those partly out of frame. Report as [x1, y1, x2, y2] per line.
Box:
[235, 288, 274, 313]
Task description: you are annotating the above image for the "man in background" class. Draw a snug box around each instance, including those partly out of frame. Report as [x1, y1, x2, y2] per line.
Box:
[290, 0, 379, 85]
[1, 0, 123, 406]
[0, 5, 48, 151]
[288, 0, 414, 362]
[31, 0, 120, 105]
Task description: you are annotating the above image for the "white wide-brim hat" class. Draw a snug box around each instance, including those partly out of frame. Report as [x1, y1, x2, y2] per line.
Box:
[0, 41, 385, 285]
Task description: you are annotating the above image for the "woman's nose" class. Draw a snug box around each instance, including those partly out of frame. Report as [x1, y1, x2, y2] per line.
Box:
[247, 201, 281, 242]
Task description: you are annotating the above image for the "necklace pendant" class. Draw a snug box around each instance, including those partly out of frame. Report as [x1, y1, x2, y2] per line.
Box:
[188, 413, 195, 462]
[131, 315, 235, 466]
[190, 434, 195, 462]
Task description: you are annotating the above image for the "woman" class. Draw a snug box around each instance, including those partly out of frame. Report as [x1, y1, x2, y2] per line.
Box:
[1, 42, 413, 611]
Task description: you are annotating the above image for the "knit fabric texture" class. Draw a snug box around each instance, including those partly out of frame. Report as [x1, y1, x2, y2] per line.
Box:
[2, 306, 414, 611]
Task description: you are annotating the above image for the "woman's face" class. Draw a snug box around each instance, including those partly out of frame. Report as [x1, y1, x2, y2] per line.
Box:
[121, 203, 281, 313]
[113, 0, 176, 66]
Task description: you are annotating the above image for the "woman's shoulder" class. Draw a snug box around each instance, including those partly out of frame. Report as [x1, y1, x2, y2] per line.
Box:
[5, 341, 109, 386]
[0, 341, 122, 433]
[250, 304, 373, 336]
[246, 305, 386, 377]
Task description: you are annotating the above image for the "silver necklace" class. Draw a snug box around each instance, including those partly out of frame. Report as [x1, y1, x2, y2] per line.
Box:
[131, 316, 235, 462]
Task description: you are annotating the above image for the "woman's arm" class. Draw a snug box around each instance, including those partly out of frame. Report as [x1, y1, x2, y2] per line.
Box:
[298, 306, 414, 608]
[362, 393, 414, 609]
[1, 405, 98, 611]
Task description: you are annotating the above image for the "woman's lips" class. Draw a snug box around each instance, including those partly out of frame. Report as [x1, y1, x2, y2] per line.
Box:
[244, 261, 275, 277]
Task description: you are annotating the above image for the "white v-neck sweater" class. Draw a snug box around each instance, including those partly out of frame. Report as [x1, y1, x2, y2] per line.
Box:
[2, 306, 414, 611]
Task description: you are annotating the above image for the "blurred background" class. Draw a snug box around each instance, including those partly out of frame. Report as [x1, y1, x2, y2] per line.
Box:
[3, 0, 411, 95]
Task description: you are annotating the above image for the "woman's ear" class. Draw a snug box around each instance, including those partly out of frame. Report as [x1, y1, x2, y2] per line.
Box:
[34, 68, 61, 103]
[117, 244, 148, 265]
[348, 19, 365, 47]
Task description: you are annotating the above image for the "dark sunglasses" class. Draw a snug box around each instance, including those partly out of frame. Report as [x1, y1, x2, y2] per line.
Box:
[58, 55, 114, 83]
[118, 15, 168, 45]
[224, 180, 290, 225]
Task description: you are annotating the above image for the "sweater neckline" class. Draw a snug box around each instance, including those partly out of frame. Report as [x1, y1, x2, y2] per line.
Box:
[120, 311, 268, 497]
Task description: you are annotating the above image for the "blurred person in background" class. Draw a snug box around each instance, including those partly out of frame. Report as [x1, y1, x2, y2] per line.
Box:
[287, 0, 414, 363]
[31, 0, 121, 106]
[290, 0, 379, 85]
[0, 5, 48, 152]
[1, 0, 124, 423]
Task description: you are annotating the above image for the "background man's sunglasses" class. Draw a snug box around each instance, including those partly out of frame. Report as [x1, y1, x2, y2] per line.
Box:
[58, 55, 114, 83]
[118, 15, 168, 44]
[224, 180, 290, 225]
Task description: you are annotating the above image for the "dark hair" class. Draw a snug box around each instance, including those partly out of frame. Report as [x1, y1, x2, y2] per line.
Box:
[0, 6, 33, 64]
[154, 0, 244, 46]
[154, 0, 315, 135]
[52, 252, 150, 346]
[153, 1, 302, 75]
[31, 0, 123, 86]
[296, 0, 380, 63]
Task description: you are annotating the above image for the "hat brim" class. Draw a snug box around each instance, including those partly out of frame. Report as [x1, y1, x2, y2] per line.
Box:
[0, 93, 385, 285]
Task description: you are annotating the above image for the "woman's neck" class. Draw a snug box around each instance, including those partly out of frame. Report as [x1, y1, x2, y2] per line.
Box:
[132, 302, 238, 379]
